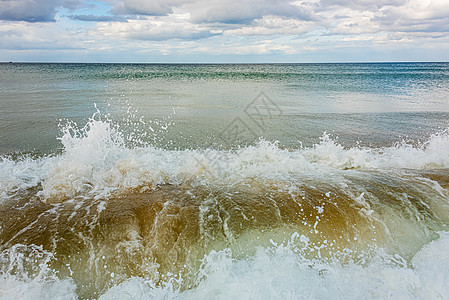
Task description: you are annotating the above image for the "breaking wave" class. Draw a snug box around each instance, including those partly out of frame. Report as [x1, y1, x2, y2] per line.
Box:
[1, 114, 449, 299]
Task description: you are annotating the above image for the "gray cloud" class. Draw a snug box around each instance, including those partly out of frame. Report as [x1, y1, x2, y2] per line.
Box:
[110, 0, 187, 16]
[69, 14, 128, 22]
[106, 0, 313, 24]
[0, 0, 59, 22]
[2, 0, 449, 53]
[0, 0, 84, 22]
[95, 0, 449, 42]
[185, 0, 313, 24]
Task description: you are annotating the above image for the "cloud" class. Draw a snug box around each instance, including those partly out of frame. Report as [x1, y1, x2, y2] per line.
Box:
[156, 37, 301, 56]
[0, 21, 85, 49]
[224, 16, 311, 36]
[312, 0, 449, 37]
[109, 0, 187, 16]
[106, 0, 313, 24]
[374, 0, 449, 33]
[327, 9, 380, 35]
[101, 0, 449, 40]
[217, 40, 299, 55]
[2, 0, 449, 62]
[94, 14, 218, 41]
[0, 0, 84, 22]
[184, 0, 313, 24]
[69, 14, 128, 22]
[94, 0, 317, 41]
[0, 0, 60, 22]
[318, 0, 406, 11]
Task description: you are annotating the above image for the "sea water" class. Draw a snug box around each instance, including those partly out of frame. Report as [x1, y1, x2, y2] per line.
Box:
[1, 63, 449, 299]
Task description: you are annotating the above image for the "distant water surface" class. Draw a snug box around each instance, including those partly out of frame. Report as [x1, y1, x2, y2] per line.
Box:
[1, 63, 448, 153]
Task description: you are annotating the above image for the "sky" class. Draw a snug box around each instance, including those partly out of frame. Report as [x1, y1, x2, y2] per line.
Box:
[0, 0, 449, 62]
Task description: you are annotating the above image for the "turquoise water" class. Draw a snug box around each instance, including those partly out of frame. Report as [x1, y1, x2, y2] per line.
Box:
[1, 63, 449, 299]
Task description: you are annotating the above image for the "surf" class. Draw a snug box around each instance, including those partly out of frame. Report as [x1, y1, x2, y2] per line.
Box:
[1, 113, 449, 298]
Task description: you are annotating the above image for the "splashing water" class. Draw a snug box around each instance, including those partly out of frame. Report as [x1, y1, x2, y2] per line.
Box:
[1, 113, 449, 299]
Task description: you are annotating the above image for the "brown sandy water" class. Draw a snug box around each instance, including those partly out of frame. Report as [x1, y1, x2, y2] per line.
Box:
[1, 169, 448, 298]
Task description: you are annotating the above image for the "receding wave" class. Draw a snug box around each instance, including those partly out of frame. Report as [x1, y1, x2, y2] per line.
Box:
[1, 116, 449, 299]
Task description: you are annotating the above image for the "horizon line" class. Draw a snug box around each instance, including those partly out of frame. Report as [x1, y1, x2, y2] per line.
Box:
[2, 61, 449, 64]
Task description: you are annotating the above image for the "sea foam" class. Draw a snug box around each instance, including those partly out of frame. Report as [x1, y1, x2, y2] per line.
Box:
[5, 232, 448, 300]
[100, 232, 449, 299]
[1, 116, 449, 202]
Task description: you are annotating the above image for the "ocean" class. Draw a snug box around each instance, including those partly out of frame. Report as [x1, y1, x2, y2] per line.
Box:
[1, 62, 449, 299]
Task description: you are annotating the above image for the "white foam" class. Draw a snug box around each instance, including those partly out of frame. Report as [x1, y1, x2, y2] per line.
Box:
[411, 231, 449, 299]
[302, 131, 449, 170]
[0, 157, 47, 201]
[98, 231, 449, 300]
[1, 117, 449, 202]
[0, 244, 77, 300]
[0, 276, 77, 300]
[2, 232, 448, 299]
